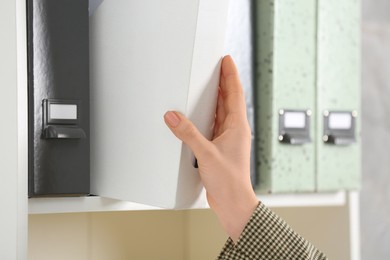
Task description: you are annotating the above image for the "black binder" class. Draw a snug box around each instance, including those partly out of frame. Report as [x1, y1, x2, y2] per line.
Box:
[27, 0, 90, 196]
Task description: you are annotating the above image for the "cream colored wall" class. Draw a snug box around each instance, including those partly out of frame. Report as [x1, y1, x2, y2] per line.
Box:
[184, 210, 227, 260]
[272, 206, 350, 260]
[29, 211, 186, 260]
[185, 206, 350, 260]
[90, 211, 185, 260]
[29, 204, 350, 260]
[29, 213, 90, 260]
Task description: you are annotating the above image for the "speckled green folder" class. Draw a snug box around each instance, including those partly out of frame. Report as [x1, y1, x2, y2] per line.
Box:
[316, 0, 361, 191]
[253, 0, 361, 193]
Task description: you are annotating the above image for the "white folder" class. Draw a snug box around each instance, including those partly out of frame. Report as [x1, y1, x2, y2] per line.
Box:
[90, 0, 230, 208]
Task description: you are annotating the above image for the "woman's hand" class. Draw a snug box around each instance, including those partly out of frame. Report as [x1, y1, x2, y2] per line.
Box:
[164, 55, 258, 243]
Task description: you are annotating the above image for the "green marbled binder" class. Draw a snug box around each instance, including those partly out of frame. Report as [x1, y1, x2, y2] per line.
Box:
[254, 0, 317, 193]
[254, 0, 361, 193]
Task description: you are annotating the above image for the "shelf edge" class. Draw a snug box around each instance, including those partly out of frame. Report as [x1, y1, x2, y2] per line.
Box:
[28, 191, 347, 214]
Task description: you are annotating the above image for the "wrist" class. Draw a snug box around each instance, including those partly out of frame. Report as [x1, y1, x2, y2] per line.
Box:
[215, 190, 259, 243]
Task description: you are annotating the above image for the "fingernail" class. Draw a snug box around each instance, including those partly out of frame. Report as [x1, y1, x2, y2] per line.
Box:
[164, 111, 181, 128]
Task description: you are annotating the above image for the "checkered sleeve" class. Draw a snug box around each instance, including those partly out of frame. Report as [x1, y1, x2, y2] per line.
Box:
[217, 202, 328, 260]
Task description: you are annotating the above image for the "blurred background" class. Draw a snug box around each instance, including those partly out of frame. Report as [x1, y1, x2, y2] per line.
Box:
[361, 0, 390, 259]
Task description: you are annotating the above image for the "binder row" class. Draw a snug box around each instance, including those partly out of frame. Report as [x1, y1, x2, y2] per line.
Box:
[253, 0, 361, 193]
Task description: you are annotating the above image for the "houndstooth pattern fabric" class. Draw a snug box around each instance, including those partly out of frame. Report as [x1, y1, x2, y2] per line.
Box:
[217, 203, 328, 260]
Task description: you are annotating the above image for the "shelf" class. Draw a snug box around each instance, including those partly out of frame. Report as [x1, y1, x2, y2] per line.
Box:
[28, 191, 346, 214]
[28, 197, 162, 214]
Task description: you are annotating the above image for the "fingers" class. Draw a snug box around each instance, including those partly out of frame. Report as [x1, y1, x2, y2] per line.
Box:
[164, 111, 211, 159]
[220, 55, 247, 117]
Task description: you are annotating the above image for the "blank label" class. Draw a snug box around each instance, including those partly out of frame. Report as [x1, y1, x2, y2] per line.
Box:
[50, 104, 77, 120]
[284, 112, 306, 128]
[328, 113, 352, 129]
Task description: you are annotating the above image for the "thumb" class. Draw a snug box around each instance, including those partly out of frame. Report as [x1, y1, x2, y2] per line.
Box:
[164, 111, 211, 158]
